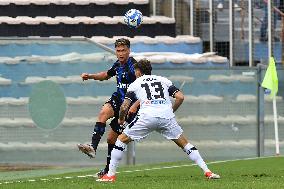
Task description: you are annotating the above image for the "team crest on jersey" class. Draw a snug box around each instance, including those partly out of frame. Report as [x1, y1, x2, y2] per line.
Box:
[115, 71, 126, 79]
[122, 72, 126, 79]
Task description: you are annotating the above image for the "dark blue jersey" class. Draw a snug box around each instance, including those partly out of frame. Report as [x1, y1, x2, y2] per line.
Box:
[107, 57, 137, 102]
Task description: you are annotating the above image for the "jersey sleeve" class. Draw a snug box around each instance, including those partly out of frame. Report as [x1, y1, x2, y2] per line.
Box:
[163, 77, 180, 97]
[168, 85, 180, 97]
[107, 63, 117, 77]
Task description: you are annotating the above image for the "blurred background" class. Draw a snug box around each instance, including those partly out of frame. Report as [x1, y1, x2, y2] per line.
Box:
[0, 0, 283, 169]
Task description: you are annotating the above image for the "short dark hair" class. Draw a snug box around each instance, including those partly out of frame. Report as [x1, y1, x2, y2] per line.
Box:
[134, 59, 152, 75]
[114, 38, 130, 48]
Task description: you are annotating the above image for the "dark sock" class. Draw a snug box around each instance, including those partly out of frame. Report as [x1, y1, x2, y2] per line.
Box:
[105, 144, 115, 172]
[91, 122, 106, 150]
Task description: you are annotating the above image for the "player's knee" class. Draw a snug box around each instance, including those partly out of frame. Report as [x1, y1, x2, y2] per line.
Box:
[113, 139, 128, 152]
[97, 111, 110, 122]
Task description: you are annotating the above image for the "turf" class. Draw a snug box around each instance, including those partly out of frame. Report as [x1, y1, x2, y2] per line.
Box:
[1, 156, 284, 189]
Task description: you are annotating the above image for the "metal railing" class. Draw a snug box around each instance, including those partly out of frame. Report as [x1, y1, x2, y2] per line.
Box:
[152, 0, 283, 67]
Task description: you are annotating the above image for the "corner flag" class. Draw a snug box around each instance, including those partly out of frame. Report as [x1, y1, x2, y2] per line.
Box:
[261, 57, 280, 155]
[261, 57, 278, 98]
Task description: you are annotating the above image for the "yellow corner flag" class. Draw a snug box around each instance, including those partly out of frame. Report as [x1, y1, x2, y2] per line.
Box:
[261, 57, 278, 98]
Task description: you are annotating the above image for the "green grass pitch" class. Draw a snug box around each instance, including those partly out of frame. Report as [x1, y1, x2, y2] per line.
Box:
[1, 156, 283, 189]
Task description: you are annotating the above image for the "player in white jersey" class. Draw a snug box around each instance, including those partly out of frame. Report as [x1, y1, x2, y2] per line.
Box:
[97, 59, 220, 182]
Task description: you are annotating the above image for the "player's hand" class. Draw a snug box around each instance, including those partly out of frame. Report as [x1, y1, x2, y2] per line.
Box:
[127, 101, 139, 120]
[127, 112, 135, 122]
[128, 105, 137, 115]
[127, 106, 136, 121]
[81, 73, 89, 81]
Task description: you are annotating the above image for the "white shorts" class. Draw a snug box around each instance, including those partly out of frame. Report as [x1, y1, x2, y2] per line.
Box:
[123, 114, 183, 141]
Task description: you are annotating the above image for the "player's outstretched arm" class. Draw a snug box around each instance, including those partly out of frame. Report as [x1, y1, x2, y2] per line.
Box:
[172, 91, 184, 112]
[81, 71, 111, 81]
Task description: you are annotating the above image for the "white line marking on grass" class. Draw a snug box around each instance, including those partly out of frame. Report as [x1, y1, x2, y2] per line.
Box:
[40, 178, 49, 181]
[123, 170, 134, 173]
[116, 156, 277, 174]
[0, 156, 280, 185]
[85, 174, 95, 177]
[77, 176, 86, 178]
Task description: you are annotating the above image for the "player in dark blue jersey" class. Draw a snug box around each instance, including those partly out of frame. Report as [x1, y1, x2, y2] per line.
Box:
[77, 38, 139, 177]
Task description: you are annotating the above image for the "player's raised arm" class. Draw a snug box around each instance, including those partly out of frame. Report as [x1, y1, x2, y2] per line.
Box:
[172, 91, 184, 112]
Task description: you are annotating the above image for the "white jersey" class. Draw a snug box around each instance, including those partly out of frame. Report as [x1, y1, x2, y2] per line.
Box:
[126, 75, 179, 119]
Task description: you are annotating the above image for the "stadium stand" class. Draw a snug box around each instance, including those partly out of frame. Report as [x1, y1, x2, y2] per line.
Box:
[0, 36, 228, 66]
[4, 1, 282, 166]
[0, 76, 12, 85]
[0, 0, 150, 17]
[0, 0, 177, 37]
[0, 16, 175, 37]
[90, 35, 203, 54]
[199, 1, 283, 64]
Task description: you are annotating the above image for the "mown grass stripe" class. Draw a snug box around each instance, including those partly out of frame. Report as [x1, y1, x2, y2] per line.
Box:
[0, 156, 280, 185]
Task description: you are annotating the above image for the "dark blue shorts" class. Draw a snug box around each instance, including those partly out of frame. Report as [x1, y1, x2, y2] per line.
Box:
[106, 95, 138, 134]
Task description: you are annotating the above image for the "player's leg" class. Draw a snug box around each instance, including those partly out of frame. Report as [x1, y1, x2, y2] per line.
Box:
[108, 133, 132, 175]
[172, 134, 220, 179]
[78, 102, 114, 158]
[93, 102, 115, 148]
[97, 125, 120, 178]
[159, 117, 220, 179]
[107, 129, 119, 166]
[97, 106, 139, 178]
[97, 133, 131, 182]
[172, 134, 210, 172]
[97, 115, 154, 182]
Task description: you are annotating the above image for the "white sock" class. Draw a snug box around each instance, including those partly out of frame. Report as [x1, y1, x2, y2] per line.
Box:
[107, 139, 127, 176]
[183, 143, 210, 173]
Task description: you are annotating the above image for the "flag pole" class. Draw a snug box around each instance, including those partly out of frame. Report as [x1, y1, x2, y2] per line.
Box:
[272, 96, 280, 155]
[261, 57, 279, 156]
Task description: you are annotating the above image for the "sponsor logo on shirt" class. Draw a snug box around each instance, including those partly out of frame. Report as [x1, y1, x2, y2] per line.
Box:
[144, 99, 166, 105]
[117, 83, 130, 89]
